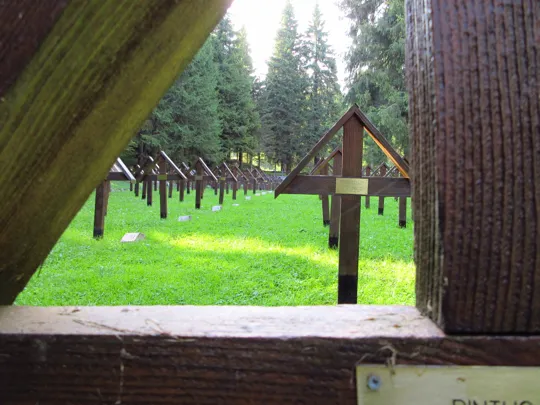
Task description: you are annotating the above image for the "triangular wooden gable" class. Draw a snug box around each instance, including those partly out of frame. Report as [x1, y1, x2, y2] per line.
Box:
[275, 105, 409, 197]
[220, 162, 238, 182]
[310, 146, 342, 175]
[159, 151, 187, 180]
[109, 157, 136, 181]
[196, 157, 218, 182]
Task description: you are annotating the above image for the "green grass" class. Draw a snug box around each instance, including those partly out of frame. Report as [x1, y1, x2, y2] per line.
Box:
[15, 182, 415, 306]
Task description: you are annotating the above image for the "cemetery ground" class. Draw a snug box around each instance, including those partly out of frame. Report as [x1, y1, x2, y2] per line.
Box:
[16, 182, 415, 306]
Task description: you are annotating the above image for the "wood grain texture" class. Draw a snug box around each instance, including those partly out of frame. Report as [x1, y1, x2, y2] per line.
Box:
[0, 0, 232, 304]
[2, 305, 540, 405]
[378, 164, 387, 215]
[407, 0, 540, 333]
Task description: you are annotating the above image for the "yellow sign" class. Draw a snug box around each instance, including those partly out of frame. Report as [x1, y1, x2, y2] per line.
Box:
[357, 365, 539, 405]
[336, 178, 369, 195]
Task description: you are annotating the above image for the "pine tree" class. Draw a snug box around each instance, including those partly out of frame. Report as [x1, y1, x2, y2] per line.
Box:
[213, 17, 260, 160]
[340, 0, 408, 165]
[260, 1, 308, 172]
[303, 3, 342, 158]
[142, 37, 223, 164]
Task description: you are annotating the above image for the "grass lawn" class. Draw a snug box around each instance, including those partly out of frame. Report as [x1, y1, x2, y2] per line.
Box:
[15, 182, 415, 306]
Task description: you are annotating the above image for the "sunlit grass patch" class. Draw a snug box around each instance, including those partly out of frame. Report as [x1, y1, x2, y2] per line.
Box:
[16, 183, 415, 306]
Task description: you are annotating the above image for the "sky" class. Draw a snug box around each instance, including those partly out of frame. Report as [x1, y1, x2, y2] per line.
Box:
[228, 0, 351, 89]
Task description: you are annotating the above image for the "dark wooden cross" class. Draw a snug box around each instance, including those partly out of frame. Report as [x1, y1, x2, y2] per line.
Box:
[275, 105, 410, 304]
[155, 151, 187, 219]
[188, 157, 217, 209]
[213, 162, 238, 205]
[93, 157, 135, 239]
[232, 164, 249, 196]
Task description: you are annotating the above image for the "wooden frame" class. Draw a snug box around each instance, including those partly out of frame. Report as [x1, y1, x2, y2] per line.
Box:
[1, 0, 539, 402]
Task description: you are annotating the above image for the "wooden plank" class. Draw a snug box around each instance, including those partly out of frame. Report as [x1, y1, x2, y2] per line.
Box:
[399, 197, 407, 228]
[219, 178, 225, 205]
[147, 179, 153, 206]
[198, 158, 218, 182]
[160, 151, 187, 179]
[275, 106, 358, 197]
[282, 176, 411, 197]
[352, 107, 410, 178]
[93, 181, 107, 239]
[321, 164, 330, 226]
[195, 162, 203, 209]
[364, 166, 372, 208]
[0, 0, 232, 304]
[378, 164, 387, 215]
[329, 152, 343, 249]
[115, 157, 136, 181]
[338, 115, 364, 304]
[179, 179, 185, 202]
[2, 305, 540, 404]
[407, 0, 540, 333]
[159, 157, 167, 219]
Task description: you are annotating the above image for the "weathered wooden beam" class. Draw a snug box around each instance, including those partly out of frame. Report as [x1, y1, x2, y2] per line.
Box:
[399, 197, 407, 228]
[159, 157, 167, 219]
[93, 181, 107, 239]
[2, 305, 540, 404]
[282, 176, 411, 197]
[329, 152, 343, 249]
[320, 164, 330, 226]
[0, 0, 232, 304]
[378, 164, 387, 215]
[407, 0, 540, 333]
[338, 116, 364, 304]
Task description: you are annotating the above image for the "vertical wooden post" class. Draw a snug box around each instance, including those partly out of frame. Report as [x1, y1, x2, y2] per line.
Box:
[103, 181, 110, 216]
[93, 181, 107, 239]
[399, 197, 407, 228]
[232, 181, 237, 200]
[244, 181, 248, 195]
[147, 179, 153, 206]
[142, 180, 147, 200]
[219, 177, 225, 205]
[195, 165, 202, 209]
[154, 180, 157, 191]
[186, 180, 191, 194]
[338, 116, 364, 304]
[407, 0, 540, 333]
[177, 181, 180, 192]
[253, 178, 257, 194]
[134, 182, 140, 197]
[329, 152, 342, 249]
[130, 182, 133, 192]
[214, 181, 218, 195]
[159, 159, 167, 219]
[168, 181, 173, 199]
[179, 179, 185, 202]
[364, 166, 371, 208]
[226, 181, 229, 194]
[378, 164, 386, 215]
[321, 164, 330, 226]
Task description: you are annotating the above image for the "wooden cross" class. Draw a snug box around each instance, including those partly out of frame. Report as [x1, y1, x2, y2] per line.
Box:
[93, 157, 136, 239]
[232, 164, 249, 196]
[188, 158, 217, 209]
[276, 105, 410, 304]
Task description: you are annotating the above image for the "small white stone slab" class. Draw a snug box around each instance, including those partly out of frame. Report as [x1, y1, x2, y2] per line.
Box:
[245, 196, 251, 201]
[178, 215, 192, 222]
[212, 205, 222, 212]
[120, 233, 145, 243]
[255, 194, 261, 197]
[232, 204, 240, 207]
[262, 192, 267, 195]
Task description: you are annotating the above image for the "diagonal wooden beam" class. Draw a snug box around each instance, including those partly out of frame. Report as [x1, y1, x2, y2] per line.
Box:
[160, 151, 187, 180]
[0, 0, 233, 304]
[352, 107, 410, 178]
[197, 157, 218, 182]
